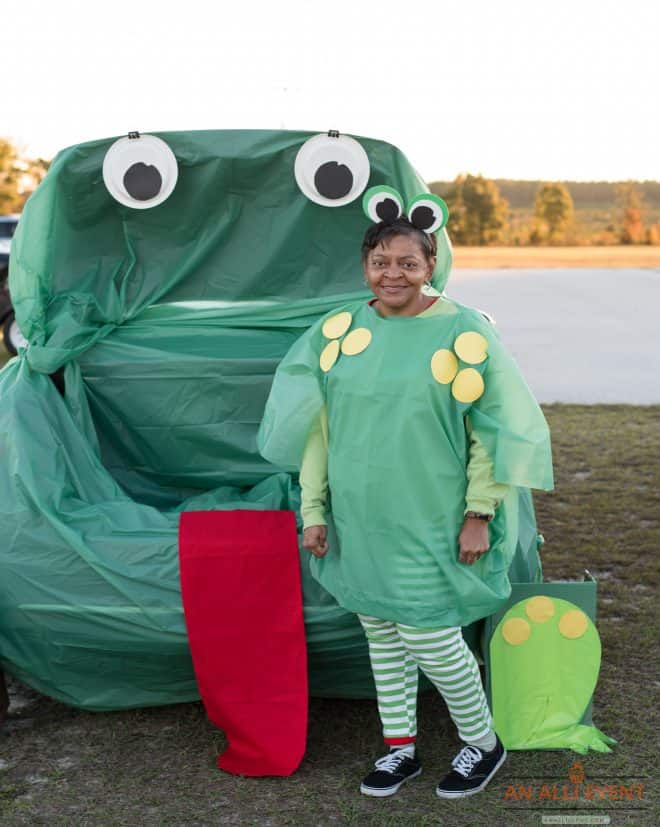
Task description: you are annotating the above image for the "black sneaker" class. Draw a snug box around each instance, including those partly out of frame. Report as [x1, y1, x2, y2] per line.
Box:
[435, 735, 506, 799]
[360, 747, 422, 797]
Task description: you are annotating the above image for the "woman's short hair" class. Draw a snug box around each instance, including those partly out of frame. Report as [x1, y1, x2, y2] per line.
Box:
[361, 217, 438, 264]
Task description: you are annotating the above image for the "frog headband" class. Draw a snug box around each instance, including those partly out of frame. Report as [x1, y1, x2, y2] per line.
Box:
[362, 185, 449, 234]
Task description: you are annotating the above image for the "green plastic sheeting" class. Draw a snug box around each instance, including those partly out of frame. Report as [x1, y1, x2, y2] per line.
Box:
[1, 129, 542, 710]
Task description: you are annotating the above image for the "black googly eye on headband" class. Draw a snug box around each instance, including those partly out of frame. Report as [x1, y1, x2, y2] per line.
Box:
[102, 133, 178, 209]
[362, 185, 404, 223]
[406, 194, 449, 233]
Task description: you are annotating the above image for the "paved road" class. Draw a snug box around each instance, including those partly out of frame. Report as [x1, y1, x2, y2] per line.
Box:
[446, 268, 660, 404]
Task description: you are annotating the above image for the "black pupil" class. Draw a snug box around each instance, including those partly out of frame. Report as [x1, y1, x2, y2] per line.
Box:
[410, 205, 435, 231]
[314, 161, 353, 199]
[376, 198, 400, 222]
[123, 162, 163, 201]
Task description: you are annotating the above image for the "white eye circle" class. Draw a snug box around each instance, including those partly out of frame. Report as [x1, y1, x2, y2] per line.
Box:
[102, 134, 178, 209]
[362, 185, 403, 223]
[294, 133, 370, 207]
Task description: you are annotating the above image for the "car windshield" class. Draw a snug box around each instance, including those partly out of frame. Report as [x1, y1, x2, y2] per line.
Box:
[0, 221, 18, 239]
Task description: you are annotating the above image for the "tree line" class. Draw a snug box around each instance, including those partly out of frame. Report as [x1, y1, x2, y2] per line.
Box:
[0, 138, 49, 213]
[429, 175, 659, 246]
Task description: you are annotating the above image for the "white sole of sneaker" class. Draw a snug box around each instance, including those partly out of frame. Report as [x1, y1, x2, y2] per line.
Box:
[435, 749, 507, 799]
[360, 767, 423, 797]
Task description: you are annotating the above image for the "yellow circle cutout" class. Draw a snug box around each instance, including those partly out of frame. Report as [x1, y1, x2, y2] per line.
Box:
[525, 596, 555, 623]
[558, 609, 589, 640]
[431, 349, 459, 384]
[322, 311, 352, 340]
[452, 368, 485, 403]
[341, 328, 372, 356]
[454, 331, 489, 364]
[319, 339, 340, 372]
[502, 617, 531, 646]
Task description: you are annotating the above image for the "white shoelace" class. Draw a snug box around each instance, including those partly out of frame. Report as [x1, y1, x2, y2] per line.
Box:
[374, 749, 412, 773]
[451, 745, 483, 778]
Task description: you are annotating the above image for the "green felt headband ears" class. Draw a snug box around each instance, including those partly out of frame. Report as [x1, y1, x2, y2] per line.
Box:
[362, 185, 449, 233]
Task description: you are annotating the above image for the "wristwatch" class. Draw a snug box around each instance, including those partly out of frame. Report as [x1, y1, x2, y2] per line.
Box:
[465, 511, 493, 522]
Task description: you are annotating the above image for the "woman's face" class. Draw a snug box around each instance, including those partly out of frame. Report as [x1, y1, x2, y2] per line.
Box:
[363, 233, 436, 316]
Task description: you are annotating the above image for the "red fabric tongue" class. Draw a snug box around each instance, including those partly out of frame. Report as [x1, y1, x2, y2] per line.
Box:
[179, 510, 308, 776]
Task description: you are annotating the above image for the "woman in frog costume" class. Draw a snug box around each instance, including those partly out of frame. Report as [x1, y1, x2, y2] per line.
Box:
[258, 187, 553, 799]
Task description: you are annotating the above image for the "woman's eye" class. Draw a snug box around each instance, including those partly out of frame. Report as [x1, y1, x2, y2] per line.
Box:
[102, 133, 178, 209]
[294, 132, 371, 207]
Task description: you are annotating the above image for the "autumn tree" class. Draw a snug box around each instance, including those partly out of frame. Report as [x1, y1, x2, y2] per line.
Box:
[534, 182, 574, 243]
[0, 137, 50, 214]
[442, 174, 509, 245]
[616, 182, 645, 244]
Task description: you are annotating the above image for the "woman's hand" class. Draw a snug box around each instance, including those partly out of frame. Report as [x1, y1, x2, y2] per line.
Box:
[458, 517, 490, 565]
[302, 525, 329, 558]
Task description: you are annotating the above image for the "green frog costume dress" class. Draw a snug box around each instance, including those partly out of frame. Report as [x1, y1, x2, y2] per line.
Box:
[258, 291, 554, 628]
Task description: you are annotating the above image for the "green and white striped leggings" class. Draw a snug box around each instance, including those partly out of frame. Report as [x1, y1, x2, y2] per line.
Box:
[358, 614, 492, 746]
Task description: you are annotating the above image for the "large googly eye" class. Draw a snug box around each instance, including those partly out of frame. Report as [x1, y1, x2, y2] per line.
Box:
[102, 134, 178, 209]
[406, 193, 449, 233]
[362, 185, 403, 223]
[294, 132, 370, 207]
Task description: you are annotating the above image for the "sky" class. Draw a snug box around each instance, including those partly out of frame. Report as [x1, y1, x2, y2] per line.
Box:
[3, 0, 659, 182]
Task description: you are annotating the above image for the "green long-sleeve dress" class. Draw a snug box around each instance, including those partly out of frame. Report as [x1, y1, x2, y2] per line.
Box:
[258, 295, 553, 628]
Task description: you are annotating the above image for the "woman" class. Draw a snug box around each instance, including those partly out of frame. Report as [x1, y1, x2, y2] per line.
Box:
[258, 202, 553, 800]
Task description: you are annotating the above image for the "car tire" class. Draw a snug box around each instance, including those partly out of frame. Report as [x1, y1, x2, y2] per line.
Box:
[2, 311, 27, 356]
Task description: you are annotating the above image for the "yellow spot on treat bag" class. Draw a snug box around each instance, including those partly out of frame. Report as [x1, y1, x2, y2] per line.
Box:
[525, 595, 555, 623]
[502, 617, 531, 645]
[559, 609, 589, 640]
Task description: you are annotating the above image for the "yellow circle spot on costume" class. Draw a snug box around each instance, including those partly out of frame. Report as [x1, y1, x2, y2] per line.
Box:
[558, 609, 589, 640]
[341, 328, 372, 356]
[322, 311, 353, 339]
[319, 339, 340, 372]
[452, 368, 485, 403]
[502, 617, 531, 645]
[525, 595, 555, 623]
[454, 331, 489, 364]
[431, 349, 459, 384]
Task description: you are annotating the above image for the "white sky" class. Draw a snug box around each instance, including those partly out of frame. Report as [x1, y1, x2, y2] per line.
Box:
[3, 0, 658, 182]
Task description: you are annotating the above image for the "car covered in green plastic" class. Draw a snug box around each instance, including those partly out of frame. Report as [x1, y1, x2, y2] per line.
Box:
[0, 130, 543, 710]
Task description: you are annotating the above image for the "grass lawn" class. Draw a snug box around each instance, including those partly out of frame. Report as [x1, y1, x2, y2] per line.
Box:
[452, 246, 660, 269]
[1, 405, 657, 826]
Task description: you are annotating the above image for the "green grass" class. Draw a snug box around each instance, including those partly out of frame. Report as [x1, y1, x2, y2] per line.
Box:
[1, 406, 658, 826]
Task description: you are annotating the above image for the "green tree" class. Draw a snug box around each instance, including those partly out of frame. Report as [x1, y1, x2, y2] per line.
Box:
[533, 182, 574, 243]
[0, 137, 50, 214]
[616, 182, 645, 244]
[442, 174, 508, 245]
[0, 138, 21, 214]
